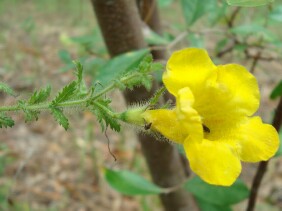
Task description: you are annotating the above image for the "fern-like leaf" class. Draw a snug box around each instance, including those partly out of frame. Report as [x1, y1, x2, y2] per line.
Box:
[91, 99, 121, 132]
[28, 85, 51, 105]
[73, 61, 83, 84]
[51, 81, 77, 105]
[0, 82, 16, 96]
[0, 113, 14, 128]
[50, 107, 69, 130]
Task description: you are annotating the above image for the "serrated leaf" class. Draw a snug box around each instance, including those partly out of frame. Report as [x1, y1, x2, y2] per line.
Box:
[150, 62, 164, 72]
[0, 82, 16, 97]
[73, 61, 88, 96]
[28, 85, 51, 105]
[139, 55, 153, 73]
[18, 100, 40, 122]
[227, 0, 274, 7]
[0, 113, 14, 128]
[52, 81, 77, 105]
[270, 80, 282, 100]
[104, 168, 163, 195]
[91, 99, 121, 132]
[141, 76, 152, 91]
[24, 110, 40, 122]
[95, 49, 149, 86]
[50, 107, 69, 130]
[184, 176, 249, 206]
[73, 61, 83, 84]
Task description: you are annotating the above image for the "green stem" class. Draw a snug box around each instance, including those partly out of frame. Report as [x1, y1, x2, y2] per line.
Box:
[92, 71, 140, 100]
[0, 98, 87, 112]
[92, 101, 120, 119]
[0, 71, 141, 114]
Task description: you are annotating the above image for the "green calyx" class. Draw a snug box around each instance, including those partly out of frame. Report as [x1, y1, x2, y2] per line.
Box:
[119, 106, 147, 126]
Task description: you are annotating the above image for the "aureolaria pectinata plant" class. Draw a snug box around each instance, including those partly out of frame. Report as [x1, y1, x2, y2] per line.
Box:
[123, 48, 279, 186]
[0, 48, 279, 187]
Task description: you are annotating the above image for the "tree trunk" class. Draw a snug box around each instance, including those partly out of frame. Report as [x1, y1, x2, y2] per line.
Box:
[137, 0, 166, 60]
[91, 0, 193, 210]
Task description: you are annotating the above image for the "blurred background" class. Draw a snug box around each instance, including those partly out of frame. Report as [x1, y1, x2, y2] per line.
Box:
[0, 0, 281, 210]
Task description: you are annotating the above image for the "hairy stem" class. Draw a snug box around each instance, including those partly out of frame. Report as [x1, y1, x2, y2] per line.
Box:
[0, 72, 141, 113]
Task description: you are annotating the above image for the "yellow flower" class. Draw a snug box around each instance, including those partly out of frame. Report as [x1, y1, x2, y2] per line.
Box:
[142, 48, 279, 186]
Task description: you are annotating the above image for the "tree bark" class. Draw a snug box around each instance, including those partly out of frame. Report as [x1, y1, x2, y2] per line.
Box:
[91, 0, 193, 210]
[137, 0, 166, 60]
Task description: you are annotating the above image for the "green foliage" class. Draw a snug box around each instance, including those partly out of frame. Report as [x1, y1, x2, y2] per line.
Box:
[58, 49, 72, 64]
[268, 5, 282, 22]
[74, 61, 83, 83]
[17, 100, 39, 122]
[74, 61, 88, 96]
[230, 24, 278, 42]
[157, 0, 173, 7]
[227, 0, 274, 7]
[181, 0, 217, 26]
[270, 80, 282, 99]
[95, 49, 149, 86]
[50, 107, 69, 130]
[0, 82, 16, 97]
[195, 197, 232, 211]
[215, 38, 229, 54]
[0, 113, 14, 128]
[208, 2, 227, 26]
[187, 33, 205, 48]
[90, 99, 121, 132]
[148, 86, 166, 107]
[58, 28, 106, 73]
[144, 28, 170, 45]
[51, 81, 77, 106]
[104, 168, 163, 195]
[184, 176, 249, 206]
[28, 85, 51, 105]
[0, 144, 13, 175]
[0, 58, 161, 130]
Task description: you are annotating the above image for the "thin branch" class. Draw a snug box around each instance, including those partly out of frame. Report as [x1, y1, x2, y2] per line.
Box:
[246, 97, 282, 211]
[216, 40, 238, 57]
[226, 7, 241, 28]
[167, 31, 188, 50]
[250, 51, 262, 73]
[217, 7, 241, 57]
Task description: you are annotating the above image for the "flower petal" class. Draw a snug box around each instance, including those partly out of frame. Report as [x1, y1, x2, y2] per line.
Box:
[142, 109, 188, 144]
[184, 138, 241, 186]
[176, 87, 203, 141]
[235, 117, 279, 162]
[216, 64, 260, 116]
[163, 48, 216, 96]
